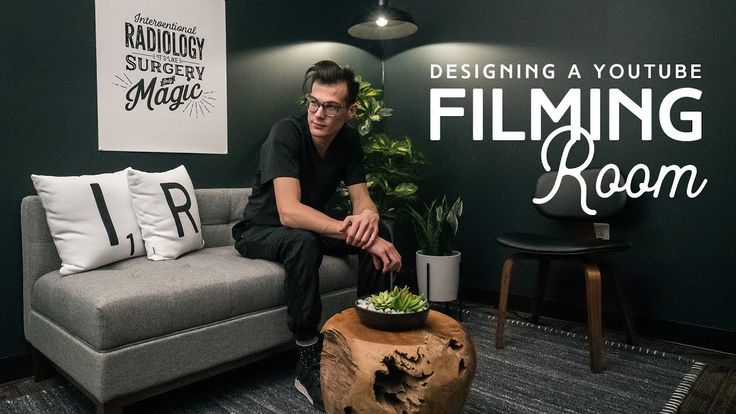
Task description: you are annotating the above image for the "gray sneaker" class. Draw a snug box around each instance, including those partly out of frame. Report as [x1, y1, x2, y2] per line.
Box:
[295, 339, 325, 411]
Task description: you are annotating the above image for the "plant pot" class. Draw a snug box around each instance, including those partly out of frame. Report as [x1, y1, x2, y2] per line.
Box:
[354, 297, 429, 331]
[416, 250, 461, 302]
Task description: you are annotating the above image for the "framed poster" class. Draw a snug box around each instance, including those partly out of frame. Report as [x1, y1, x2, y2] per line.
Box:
[95, 0, 227, 154]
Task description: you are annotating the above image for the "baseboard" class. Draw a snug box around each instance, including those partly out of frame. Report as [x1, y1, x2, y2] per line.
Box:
[0, 352, 31, 386]
[461, 287, 735, 354]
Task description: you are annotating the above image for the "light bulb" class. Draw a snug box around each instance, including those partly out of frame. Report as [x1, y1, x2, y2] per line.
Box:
[376, 17, 388, 27]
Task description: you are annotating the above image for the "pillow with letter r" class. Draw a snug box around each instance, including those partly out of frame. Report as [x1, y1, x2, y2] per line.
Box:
[127, 165, 204, 260]
[31, 169, 146, 275]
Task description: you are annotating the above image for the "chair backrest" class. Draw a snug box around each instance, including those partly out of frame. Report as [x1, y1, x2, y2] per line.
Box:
[534, 169, 626, 220]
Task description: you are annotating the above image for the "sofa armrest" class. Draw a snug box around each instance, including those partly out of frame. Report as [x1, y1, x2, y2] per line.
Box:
[20, 196, 62, 334]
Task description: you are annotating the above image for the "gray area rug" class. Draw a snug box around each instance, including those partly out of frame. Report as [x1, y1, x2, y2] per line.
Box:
[1, 309, 703, 413]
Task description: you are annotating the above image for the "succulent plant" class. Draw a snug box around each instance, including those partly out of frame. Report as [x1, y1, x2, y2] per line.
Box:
[371, 290, 394, 309]
[370, 286, 428, 313]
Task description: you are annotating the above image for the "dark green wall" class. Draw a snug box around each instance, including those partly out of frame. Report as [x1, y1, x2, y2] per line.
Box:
[0, 0, 380, 362]
[383, 1, 735, 333]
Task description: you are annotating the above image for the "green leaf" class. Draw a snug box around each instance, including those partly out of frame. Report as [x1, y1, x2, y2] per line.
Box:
[406, 205, 429, 251]
[392, 183, 418, 197]
[378, 108, 393, 117]
[359, 119, 372, 136]
[435, 204, 444, 224]
[447, 211, 459, 239]
[407, 196, 463, 256]
[451, 196, 463, 218]
[369, 285, 426, 312]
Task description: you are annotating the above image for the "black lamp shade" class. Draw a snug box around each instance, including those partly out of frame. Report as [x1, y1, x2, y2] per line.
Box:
[348, 5, 418, 40]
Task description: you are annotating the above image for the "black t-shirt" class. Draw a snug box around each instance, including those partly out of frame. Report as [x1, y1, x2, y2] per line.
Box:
[232, 116, 366, 240]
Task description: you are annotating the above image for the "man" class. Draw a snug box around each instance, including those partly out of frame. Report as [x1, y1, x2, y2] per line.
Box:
[232, 60, 402, 411]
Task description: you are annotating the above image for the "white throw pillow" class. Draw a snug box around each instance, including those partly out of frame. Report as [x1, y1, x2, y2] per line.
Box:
[31, 169, 146, 275]
[127, 165, 204, 260]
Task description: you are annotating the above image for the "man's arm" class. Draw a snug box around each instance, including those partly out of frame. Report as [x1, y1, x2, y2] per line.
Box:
[341, 183, 380, 248]
[273, 177, 346, 239]
[347, 182, 378, 216]
[275, 178, 400, 272]
[346, 183, 401, 272]
[365, 236, 402, 273]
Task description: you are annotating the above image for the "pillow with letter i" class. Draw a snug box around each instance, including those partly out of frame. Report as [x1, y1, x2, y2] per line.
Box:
[127, 165, 204, 260]
[31, 169, 146, 275]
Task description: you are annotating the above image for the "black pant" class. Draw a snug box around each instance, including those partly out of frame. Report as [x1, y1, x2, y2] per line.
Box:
[234, 222, 391, 341]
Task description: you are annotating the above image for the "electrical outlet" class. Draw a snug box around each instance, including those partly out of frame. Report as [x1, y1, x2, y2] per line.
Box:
[593, 223, 610, 240]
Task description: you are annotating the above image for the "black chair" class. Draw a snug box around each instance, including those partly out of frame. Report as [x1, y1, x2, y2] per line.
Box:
[494, 169, 637, 373]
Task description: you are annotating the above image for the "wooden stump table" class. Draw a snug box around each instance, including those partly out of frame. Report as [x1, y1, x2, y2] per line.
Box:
[320, 308, 476, 414]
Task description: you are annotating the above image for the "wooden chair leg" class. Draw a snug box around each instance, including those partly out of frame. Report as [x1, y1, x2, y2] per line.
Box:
[531, 258, 550, 324]
[606, 264, 639, 346]
[584, 263, 604, 373]
[495, 256, 514, 349]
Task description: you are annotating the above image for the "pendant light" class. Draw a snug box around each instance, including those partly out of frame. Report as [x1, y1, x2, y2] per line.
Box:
[348, 0, 418, 40]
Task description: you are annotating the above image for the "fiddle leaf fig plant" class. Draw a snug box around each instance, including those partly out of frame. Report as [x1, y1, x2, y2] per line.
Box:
[407, 196, 463, 256]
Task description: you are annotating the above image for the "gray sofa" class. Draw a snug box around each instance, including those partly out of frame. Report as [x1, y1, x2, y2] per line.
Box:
[21, 188, 358, 414]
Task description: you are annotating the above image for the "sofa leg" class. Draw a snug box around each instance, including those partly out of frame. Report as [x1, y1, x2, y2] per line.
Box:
[97, 400, 124, 414]
[31, 348, 56, 382]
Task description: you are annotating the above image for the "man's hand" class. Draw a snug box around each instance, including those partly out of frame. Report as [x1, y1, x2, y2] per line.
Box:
[365, 237, 402, 273]
[339, 210, 379, 248]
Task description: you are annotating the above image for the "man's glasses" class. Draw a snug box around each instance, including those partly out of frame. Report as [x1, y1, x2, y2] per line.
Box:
[306, 97, 344, 118]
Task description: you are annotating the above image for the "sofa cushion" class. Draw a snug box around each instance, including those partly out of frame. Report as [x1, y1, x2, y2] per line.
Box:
[30, 169, 146, 275]
[31, 246, 358, 351]
[127, 166, 204, 260]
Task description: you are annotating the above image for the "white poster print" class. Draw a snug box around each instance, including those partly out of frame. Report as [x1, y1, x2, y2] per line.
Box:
[95, 0, 227, 154]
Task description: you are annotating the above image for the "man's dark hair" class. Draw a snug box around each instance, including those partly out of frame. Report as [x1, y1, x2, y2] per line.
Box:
[303, 60, 359, 105]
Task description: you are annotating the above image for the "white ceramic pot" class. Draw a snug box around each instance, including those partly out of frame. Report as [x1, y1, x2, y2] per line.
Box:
[416, 250, 461, 302]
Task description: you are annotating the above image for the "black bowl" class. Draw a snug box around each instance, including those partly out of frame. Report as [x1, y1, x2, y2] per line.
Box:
[354, 298, 429, 331]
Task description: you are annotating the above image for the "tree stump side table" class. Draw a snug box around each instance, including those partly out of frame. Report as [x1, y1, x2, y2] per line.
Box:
[320, 308, 476, 414]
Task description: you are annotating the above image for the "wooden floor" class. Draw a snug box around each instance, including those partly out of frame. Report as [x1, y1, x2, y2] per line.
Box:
[1, 304, 733, 413]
